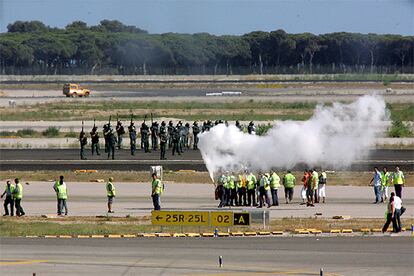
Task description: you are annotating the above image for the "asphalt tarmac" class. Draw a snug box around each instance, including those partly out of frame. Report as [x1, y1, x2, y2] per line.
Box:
[5, 182, 414, 218]
[0, 237, 412, 275]
[0, 149, 413, 171]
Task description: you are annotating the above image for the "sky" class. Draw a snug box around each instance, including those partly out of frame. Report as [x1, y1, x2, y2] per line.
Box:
[0, 0, 413, 35]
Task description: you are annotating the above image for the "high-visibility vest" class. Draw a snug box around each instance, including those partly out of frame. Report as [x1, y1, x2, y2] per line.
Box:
[57, 184, 67, 200]
[227, 175, 235, 189]
[312, 171, 319, 190]
[262, 176, 270, 190]
[3, 184, 14, 196]
[152, 179, 163, 194]
[393, 171, 404, 185]
[283, 174, 295, 188]
[13, 183, 23, 199]
[237, 175, 245, 189]
[270, 173, 280, 189]
[381, 172, 391, 187]
[221, 175, 229, 189]
[106, 182, 116, 197]
[246, 174, 256, 190]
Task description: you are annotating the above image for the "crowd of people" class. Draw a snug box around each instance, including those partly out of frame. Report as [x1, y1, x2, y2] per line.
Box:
[214, 169, 328, 208]
[78, 119, 256, 160]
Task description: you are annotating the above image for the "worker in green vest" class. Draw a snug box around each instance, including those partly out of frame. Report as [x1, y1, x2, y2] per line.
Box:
[151, 173, 163, 210]
[269, 170, 280, 206]
[227, 174, 236, 206]
[392, 166, 405, 199]
[222, 174, 230, 206]
[381, 167, 391, 202]
[246, 172, 257, 207]
[258, 173, 271, 208]
[236, 173, 247, 206]
[106, 177, 116, 213]
[13, 178, 25, 217]
[53, 175, 68, 215]
[283, 171, 296, 204]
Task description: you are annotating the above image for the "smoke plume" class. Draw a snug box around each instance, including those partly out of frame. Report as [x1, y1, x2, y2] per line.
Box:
[198, 95, 389, 180]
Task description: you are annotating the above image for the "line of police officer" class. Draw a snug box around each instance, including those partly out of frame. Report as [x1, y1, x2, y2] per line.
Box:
[80, 119, 257, 160]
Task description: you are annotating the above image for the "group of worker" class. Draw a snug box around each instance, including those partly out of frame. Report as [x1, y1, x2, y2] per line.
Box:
[370, 166, 406, 203]
[79, 120, 257, 160]
[214, 169, 327, 208]
[1, 174, 164, 216]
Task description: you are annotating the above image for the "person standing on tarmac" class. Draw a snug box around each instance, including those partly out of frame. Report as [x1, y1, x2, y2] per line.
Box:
[107, 129, 117, 160]
[246, 172, 257, 207]
[90, 126, 100, 156]
[283, 171, 296, 204]
[159, 122, 168, 160]
[1, 180, 14, 216]
[172, 127, 181, 156]
[151, 173, 163, 210]
[215, 174, 226, 208]
[369, 167, 382, 204]
[392, 166, 405, 199]
[269, 170, 280, 206]
[301, 170, 309, 205]
[227, 173, 236, 206]
[258, 173, 271, 208]
[192, 121, 200, 150]
[53, 175, 68, 216]
[318, 170, 327, 203]
[128, 122, 137, 156]
[311, 169, 319, 204]
[13, 178, 25, 217]
[79, 130, 88, 160]
[116, 120, 125, 150]
[106, 177, 116, 213]
[381, 167, 391, 202]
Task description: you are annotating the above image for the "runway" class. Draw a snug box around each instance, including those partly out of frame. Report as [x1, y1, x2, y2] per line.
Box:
[0, 237, 412, 275]
[0, 149, 412, 171]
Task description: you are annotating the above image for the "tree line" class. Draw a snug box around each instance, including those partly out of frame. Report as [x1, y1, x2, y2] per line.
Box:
[0, 20, 413, 75]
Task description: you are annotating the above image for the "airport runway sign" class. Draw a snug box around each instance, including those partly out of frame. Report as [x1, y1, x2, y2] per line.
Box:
[152, 210, 209, 226]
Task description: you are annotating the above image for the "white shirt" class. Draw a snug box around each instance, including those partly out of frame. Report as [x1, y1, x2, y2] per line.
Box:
[394, 196, 402, 210]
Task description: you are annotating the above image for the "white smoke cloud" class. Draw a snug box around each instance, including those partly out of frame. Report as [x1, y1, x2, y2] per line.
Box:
[198, 95, 389, 180]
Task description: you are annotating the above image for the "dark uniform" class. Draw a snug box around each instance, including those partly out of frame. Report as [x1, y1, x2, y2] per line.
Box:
[192, 121, 200, 150]
[90, 126, 100, 155]
[128, 123, 137, 155]
[150, 122, 159, 150]
[159, 121, 168, 160]
[247, 121, 256, 134]
[141, 122, 150, 153]
[235, 120, 242, 131]
[1, 181, 14, 216]
[79, 131, 87, 160]
[103, 123, 110, 153]
[167, 121, 174, 148]
[172, 127, 181, 156]
[183, 123, 190, 148]
[107, 129, 117, 160]
[116, 121, 125, 149]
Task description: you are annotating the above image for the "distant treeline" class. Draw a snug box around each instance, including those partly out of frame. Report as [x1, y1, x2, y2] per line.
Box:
[0, 20, 413, 75]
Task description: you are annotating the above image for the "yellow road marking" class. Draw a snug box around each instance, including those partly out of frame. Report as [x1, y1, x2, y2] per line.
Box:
[0, 259, 47, 266]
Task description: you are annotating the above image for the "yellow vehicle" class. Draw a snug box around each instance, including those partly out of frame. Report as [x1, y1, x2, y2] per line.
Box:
[63, 83, 90, 97]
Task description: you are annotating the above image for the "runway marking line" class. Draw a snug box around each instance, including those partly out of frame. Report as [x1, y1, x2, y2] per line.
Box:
[0, 259, 47, 266]
[184, 268, 342, 276]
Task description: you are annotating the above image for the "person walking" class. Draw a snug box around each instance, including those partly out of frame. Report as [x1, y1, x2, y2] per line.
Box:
[151, 173, 163, 210]
[369, 167, 382, 204]
[382, 195, 394, 233]
[13, 178, 25, 217]
[269, 170, 280, 206]
[1, 180, 15, 216]
[53, 175, 68, 216]
[318, 170, 327, 203]
[392, 166, 405, 199]
[283, 171, 296, 204]
[106, 177, 116, 213]
[392, 192, 402, 233]
[381, 167, 391, 202]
